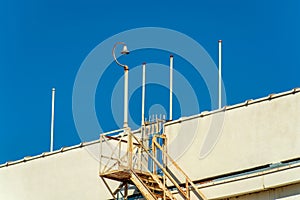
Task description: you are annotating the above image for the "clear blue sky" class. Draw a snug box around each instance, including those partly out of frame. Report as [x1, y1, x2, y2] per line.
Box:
[0, 0, 299, 164]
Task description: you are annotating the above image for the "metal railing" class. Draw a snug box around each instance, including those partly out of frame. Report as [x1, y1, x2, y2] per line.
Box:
[99, 119, 207, 200]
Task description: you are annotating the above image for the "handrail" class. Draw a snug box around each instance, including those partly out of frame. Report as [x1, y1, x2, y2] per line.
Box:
[131, 132, 189, 199]
[153, 140, 207, 200]
[99, 120, 207, 200]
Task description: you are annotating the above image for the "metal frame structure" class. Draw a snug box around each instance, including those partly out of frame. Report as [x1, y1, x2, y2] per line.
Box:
[99, 118, 207, 200]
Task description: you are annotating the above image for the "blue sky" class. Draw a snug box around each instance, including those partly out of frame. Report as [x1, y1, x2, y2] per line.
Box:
[0, 0, 299, 164]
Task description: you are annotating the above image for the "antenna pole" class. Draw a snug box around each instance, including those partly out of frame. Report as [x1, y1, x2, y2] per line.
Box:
[218, 40, 222, 109]
[141, 63, 146, 126]
[169, 55, 173, 121]
[50, 88, 55, 152]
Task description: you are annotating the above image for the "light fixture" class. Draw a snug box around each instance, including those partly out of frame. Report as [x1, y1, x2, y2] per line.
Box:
[121, 45, 129, 55]
[112, 42, 130, 128]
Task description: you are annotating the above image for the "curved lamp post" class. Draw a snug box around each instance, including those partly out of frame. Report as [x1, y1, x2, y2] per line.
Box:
[112, 42, 133, 168]
[112, 42, 130, 128]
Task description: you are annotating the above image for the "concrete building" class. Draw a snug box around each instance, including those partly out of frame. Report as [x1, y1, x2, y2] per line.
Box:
[1, 88, 300, 199]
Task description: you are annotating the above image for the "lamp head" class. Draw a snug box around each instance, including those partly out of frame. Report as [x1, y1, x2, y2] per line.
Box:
[121, 45, 130, 55]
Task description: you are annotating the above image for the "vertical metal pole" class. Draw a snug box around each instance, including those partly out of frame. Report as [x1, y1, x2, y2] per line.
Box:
[141, 62, 146, 171]
[124, 66, 129, 128]
[100, 135, 103, 173]
[50, 88, 55, 152]
[119, 134, 122, 168]
[127, 128, 132, 169]
[123, 66, 132, 169]
[169, 55, 173, 121]
[218, 40, 222, 109]
[124, 182, 128, 200]
[152, 136, 156, 174]
[141, 62, 146, 126]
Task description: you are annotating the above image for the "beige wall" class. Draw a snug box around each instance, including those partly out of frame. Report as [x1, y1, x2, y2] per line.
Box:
[228, 183, 300, 200]
[165, 91, 300, 181]
[0, 146, 113, 200]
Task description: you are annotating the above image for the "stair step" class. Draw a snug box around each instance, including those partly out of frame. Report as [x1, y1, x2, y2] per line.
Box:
[154, 193, 172, 200]
[139, 177, 162, 184]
